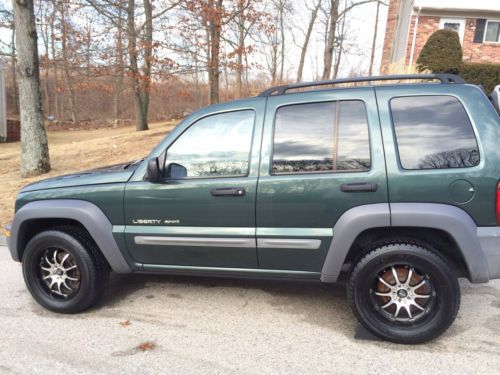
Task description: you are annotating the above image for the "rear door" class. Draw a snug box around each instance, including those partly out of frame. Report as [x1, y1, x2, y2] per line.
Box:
[256, 87, 388, 272]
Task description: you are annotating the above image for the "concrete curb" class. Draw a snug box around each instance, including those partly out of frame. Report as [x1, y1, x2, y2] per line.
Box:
[0, 236, 6, 246]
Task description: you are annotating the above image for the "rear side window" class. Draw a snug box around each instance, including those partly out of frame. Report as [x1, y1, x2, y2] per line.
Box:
[272, 101, 371, 174]
[390, 96, 479, 170]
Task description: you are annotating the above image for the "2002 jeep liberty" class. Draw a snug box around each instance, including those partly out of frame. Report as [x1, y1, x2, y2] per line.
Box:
[5, 74, 500, 344]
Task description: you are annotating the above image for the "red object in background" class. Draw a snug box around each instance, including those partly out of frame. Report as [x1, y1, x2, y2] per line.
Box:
[3, 119, 20, 142]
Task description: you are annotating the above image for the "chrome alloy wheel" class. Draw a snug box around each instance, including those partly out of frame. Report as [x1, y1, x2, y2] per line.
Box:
[39, 248, 81, 299]
[371, 265, 435, 322]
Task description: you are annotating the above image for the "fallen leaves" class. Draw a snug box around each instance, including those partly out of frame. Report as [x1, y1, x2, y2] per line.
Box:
[137, 341, 155, 351]
[119, 320, 132, 327]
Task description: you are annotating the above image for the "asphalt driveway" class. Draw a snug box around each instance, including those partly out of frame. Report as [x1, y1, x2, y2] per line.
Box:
[1, 246, 499, 374]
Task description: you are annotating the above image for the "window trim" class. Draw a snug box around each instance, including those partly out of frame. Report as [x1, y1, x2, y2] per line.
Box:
[389, 94, 481, 171]
[269, 99, 372, 176]
[483, 19, 500, 44]
[162, 109, 257, 180]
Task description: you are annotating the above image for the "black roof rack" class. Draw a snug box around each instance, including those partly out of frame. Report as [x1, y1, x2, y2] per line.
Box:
[258, 74, 466, 97]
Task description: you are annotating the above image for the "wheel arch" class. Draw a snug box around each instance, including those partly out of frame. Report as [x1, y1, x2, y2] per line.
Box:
[320, 203, 490, 284]
[9, 200, 132, 273]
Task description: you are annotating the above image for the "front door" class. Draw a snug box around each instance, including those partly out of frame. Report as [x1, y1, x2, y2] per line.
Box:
[124, 108, 262, 269]
[256, 87, 388, 272]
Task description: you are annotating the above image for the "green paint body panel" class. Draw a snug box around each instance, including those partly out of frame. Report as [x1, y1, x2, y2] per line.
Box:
[256, 87, 388, 271]
[375, 84, 500, 226]
[12, 82, 500, 278]
[16, 183, 127, 225]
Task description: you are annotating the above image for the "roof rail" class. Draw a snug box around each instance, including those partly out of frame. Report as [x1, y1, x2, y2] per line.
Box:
[258, 74, 466, 97]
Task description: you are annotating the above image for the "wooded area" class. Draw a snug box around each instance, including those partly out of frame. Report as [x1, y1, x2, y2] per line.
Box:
[1, 0, 383, 125]
[1, 0, 384, 176]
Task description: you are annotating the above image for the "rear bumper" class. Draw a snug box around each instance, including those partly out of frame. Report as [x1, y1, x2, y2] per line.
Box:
[478, 227, 500, 280]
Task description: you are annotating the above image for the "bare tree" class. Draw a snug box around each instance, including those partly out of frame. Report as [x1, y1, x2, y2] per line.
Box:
[13, 0, 50, 176]
[296, 0, 322, 82]
[0, 9, 20, 114]
[322, 0, 375, 79]
[88, 0, 179, 131]
[322, 0, 339, 79]
[207, 0, 223, 104]
[59, 1, 77, 123]
[113, 3, 125, 123]
[368, 1, 387, 75]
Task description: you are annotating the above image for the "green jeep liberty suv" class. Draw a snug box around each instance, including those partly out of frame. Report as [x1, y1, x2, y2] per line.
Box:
[6, 74, 500, 344]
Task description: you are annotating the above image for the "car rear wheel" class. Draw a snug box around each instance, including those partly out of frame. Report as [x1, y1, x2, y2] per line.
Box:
[22, 227, 109, 314]
[348, 241, 460, 344]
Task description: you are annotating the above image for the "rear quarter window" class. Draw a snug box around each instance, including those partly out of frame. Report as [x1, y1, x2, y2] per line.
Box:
[390, 95, 480, 170]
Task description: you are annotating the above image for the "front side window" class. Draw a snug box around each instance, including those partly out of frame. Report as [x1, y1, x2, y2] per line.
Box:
[485, 20, 500, 43]
[272, 100, 371, 174]
[166, 110, 255, 178]
[390, 96, 479, 170]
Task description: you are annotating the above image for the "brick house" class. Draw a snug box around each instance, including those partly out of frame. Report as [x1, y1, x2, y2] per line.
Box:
[381, 0, 500, 71]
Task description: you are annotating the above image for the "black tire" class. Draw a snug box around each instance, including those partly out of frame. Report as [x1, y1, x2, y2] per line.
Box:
[348, 241, 460, 344]
[22, 227, 109, 314]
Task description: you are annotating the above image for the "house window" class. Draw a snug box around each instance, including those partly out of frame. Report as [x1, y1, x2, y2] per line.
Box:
[484, 20, 500, 43]
[439, 18, 465, 43]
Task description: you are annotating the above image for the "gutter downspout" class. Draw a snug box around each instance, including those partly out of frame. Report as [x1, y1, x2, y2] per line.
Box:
[408, 6, 421, 68]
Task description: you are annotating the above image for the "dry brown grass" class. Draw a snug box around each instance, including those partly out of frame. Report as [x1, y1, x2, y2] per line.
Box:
[0, 120, 178, 229]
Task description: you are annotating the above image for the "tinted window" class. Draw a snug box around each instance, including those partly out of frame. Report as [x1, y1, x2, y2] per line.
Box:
[391, 96, 479, 170]
[272, 101, 371, 174]
[166, 110, 254, 177]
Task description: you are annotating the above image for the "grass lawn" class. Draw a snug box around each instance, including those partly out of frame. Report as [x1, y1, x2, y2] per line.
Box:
[0, 120, 177, 229]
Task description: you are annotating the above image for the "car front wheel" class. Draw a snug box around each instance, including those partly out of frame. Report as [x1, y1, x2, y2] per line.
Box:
[22, 227, 109, 314]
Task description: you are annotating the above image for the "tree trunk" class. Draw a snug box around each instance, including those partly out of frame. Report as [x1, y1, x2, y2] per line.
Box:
[368, 1, 380, 76]
[127, 0, 148, 131]
[49, 7, 59, 119]
[236, 1, 244, 97]
[297, 0, 321, 82]
[39, 12, 51, 116]
[333, 1, 347, 79]
[141, 0, 152, 128]
[113, 9, 124, 124]
[208, 0, 222, 105]
[279, 1, 285, 83]
[13, 0, 50, 177]
[322, 0, 339, 80]
[10, 25, 20, 115]
[60, 2, 77, 123]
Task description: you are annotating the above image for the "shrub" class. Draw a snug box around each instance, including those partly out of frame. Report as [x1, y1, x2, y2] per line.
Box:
[417, 29, 462, 74]
[460, 63, 500, 93]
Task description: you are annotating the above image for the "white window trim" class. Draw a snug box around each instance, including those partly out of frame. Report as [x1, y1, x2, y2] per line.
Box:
[439, 17, 466, 43]
[483, 19, 500, 44]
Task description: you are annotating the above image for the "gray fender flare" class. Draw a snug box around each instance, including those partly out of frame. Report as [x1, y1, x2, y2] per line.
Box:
[321, 203, 390, 283]
[390, 203, 488, 283]
[320, 203, 489, 284]
[9, 200, 132, 273]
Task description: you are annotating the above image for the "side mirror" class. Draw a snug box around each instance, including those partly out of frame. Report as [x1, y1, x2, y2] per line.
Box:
[146, 157, 162, 182]
[166, 163, 187, 179]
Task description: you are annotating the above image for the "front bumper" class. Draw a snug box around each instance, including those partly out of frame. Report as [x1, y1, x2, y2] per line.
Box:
[4, 224, 14, 260]
[478, 227, 500, 280]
